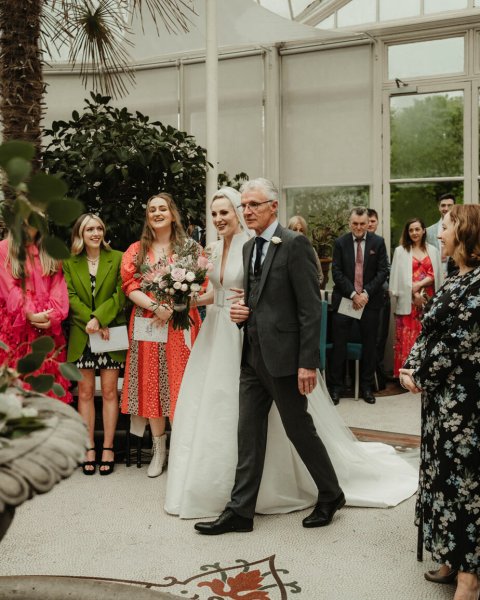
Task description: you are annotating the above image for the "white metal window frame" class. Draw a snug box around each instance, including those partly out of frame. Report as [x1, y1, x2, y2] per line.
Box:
[377, 26, 480, 249]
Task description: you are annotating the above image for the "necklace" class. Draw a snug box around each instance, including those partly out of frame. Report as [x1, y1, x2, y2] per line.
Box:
[86, 256, 99, 264]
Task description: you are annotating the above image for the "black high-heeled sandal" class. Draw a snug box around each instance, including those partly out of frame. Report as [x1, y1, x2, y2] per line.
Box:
[99, 447, 115, 476]
[82, 447, 96, 475]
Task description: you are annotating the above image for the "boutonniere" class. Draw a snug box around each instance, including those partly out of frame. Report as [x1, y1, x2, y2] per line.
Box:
[271, 236, 282, 245]
[369, 249, 376, 255]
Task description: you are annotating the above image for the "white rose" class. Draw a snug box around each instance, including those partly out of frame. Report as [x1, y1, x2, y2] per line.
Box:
[185, 271, 196, 283]
[173, 281, 182, 290]
[190, 283, 201, 292]
[0, 392, 23, 420]
[169, 288, 176, 295]
[271, 236, 282, 245]
[181, 283, 188, 292]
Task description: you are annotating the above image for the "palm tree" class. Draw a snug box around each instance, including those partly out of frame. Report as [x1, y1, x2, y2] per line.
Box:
[0, 0, 195, 162]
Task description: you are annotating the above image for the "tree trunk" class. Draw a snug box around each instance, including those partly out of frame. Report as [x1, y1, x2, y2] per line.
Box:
[0, 0, 44, 165]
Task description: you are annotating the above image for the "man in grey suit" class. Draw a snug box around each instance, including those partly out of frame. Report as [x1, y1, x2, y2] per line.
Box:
[195, 178, 344, 535]
[426, 193, 455, 267]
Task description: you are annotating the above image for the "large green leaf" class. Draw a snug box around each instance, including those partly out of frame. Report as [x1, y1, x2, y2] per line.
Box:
[31, 336, 55, 355]
[47, 198, 84, 225]
[59, 362, 83, 382]
[17, 352, 45, 374]
[52, 383, 66, 398]
[24, 374, 55, 394]
[0, 141, 35, 168]
[5, 157, 32, 187]
[44, 236, 71, 259]
[29, 173, 68, 205]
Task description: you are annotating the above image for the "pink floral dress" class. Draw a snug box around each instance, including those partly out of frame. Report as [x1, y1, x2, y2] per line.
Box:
[0, 239, 72, 402]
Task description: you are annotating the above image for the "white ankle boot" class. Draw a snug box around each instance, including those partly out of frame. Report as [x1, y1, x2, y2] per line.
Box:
[147, 434, 167, 478]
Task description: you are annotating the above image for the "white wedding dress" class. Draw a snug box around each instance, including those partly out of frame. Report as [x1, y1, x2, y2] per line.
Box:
[165, 231, 418, 518]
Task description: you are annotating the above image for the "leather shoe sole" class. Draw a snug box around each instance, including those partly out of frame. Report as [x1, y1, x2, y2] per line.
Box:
[302, 492, 346, 528]
[194, 509, 253, 535]
[424, 569, 457, 584]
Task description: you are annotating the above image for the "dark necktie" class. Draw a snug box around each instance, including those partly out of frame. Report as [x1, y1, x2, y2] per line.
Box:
[354, 238, 364, 293]
[254, 237, 267, 276]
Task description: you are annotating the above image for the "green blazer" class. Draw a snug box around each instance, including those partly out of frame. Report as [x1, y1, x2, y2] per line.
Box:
[63, 249, 127, 363]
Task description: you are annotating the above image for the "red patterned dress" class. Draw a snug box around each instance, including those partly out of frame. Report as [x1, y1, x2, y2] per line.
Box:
[0, 239, 72, 402]
[393, 255, 435, 377]
[120, 241, 201, 420]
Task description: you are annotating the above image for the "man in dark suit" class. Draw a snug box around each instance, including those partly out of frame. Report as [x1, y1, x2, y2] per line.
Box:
[329, 207, 389, 405]
[194, 178, 344, 535]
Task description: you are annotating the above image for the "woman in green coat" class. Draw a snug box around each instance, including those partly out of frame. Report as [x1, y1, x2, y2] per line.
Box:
[63, 214, 127, 476]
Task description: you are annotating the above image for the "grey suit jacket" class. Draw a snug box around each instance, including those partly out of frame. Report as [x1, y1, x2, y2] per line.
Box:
[426, 220, 441, 251]
[242, 224, 321, 378]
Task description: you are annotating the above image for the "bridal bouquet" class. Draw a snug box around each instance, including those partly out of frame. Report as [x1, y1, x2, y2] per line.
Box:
[140, 239, 213, 330]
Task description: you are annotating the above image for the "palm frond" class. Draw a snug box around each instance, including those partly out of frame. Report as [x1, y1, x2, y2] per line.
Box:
[65, 1, 135, 98]
[131, 0, 196, 35]
[40, 0, 196, 97]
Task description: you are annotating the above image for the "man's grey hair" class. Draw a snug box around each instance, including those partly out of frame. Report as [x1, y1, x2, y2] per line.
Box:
[240, 177, 278, 202]
[349, 206, 368, 219]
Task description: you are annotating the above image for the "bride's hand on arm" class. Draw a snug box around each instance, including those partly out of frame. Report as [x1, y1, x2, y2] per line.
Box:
[227, 287, 244, 302]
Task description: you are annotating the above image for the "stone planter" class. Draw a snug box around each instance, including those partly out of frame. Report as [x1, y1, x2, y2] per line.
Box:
[0, 393, 87, 542]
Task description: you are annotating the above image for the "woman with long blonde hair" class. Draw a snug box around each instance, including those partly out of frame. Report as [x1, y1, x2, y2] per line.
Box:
[120, 193, 202, 477]
[63, 213, 127, 475]
[0, 222, 71, 401]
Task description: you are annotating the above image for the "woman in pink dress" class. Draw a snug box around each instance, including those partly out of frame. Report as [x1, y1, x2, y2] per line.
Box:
[389, 218, 443, 377]
[0, 224, 71, 402]
[120, 193, 201, 478]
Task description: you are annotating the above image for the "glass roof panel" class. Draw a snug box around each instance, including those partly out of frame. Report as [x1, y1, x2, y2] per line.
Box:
[380, 0, 420, 21]
[425, 0, 468, 12]
[337, 0, 376, 28]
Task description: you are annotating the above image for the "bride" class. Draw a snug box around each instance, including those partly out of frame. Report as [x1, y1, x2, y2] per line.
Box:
[165, 187, 418, 519]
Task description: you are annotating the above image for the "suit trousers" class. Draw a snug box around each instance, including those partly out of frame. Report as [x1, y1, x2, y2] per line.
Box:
[329, 307, 379, 391]
[227, 329, 342, 519]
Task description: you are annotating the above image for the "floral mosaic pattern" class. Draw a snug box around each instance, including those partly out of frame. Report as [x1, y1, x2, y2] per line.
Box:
[73, 555, 301, 599]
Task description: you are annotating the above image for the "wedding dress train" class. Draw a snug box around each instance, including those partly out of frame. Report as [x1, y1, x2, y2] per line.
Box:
[164, 231, 418, 518]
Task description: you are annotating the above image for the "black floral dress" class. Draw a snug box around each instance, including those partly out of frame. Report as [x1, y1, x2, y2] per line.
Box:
[405, 265, 480, 574]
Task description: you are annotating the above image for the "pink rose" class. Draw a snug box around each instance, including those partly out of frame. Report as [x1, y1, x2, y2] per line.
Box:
[171, 268, 186, 282]
[197, 255, 210, 269]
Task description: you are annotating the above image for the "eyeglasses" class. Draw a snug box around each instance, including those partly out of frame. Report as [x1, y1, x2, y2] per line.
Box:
[237, 200, 273, 212]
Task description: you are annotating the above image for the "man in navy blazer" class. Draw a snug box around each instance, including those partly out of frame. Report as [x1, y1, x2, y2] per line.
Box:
[329, 207, 389, 404]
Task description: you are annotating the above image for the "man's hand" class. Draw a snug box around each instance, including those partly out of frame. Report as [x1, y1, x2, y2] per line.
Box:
[230, 300, 250, 324]
[352, 292, 368, 310]
[298, 368, 317, 395]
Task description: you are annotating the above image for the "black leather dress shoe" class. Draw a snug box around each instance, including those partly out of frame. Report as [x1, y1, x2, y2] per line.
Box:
[302, 491, 346, 528]
[194, 509, 253, 535]
[361, 389, 376, 404]
[328, 388, 341, 405]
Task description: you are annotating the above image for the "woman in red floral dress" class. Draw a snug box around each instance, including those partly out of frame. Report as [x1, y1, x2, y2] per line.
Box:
[120, 193, 201, 478]
[389, 218, 443, 377]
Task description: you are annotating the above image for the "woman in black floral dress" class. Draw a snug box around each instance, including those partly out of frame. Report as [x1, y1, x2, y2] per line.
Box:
[400, 204, 480, 600]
